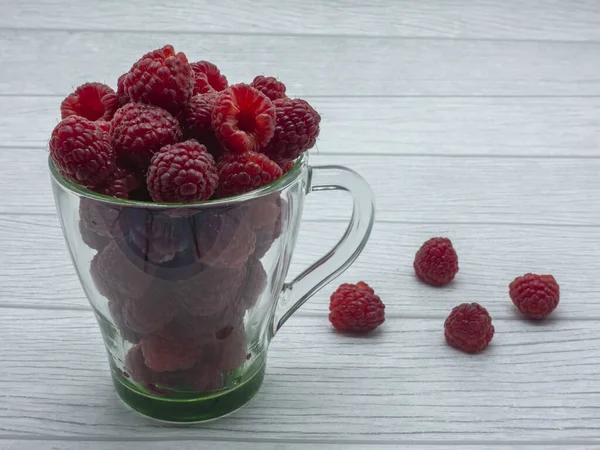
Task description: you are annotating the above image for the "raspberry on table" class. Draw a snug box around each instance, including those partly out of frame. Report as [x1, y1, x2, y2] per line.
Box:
[444, 303, 495, 354]
[261, 97, 321, 161]
[147, 140, 219, 203]
[328, 282, 385, 333]
[121, 45, 194, 114]
[216, 151, 283, 198]
[60, 82, 118, 122]
[509, 273, 560, 319]
[110, 103, 182, 168]
[413, 237, 459, 286]
[190, 61, 228, 95]
[212, 83, 276, 153]
[50, 116, 116, 187]
[140, 329, 200, 372]
[250, 75, 287, 101]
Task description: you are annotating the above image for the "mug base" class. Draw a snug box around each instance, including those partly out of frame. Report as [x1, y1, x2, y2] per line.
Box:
[112, 362, 266, 423]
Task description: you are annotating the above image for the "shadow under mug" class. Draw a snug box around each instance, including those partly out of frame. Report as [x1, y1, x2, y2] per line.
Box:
[49, 153, 375, 423]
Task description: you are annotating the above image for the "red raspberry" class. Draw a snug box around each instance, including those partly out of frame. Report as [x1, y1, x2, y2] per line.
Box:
[121, 45, 194, 114]
[97, 120, 111, 134]
[182, 93, 215, 138]
[328, 282, 385, 333]
[184, 363, 223, 392]
[250, 75, 287, 101]
[141, 328, 199, 372]
[116, 73, 129, 106]
[173, 299, 245, 340]
[444, 303, 495, 354]
[190, 61, 228, 95]
[147, 140, 219, 203]
[216, 151, 283, 198]
[91, 174, 129, 199]
[121, 295, 178, 335]
[79, 198, 121, 238]
[192, 210, 256, 268]
[50, 116, 116, 187]
[177, 266, 246, 317]
[509, 273, 560, 319]
[413, 237, 459, 286]
[110, 103, 182, 168]
[61, 82, 118, 122]
[277, 159, 295, 175]
[261, 97, 321, 161]
[108, 299, 141, 343]
[79, 220, 109, 251]
[240, 258, 267, 310]
[248, 197, 286, 258]
[212, 84, 276, 153]
[215, 325, 247, 372]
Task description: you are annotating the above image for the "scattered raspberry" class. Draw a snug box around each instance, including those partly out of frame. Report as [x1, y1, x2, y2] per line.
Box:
[110, 103, 182, 168]
[261, 97, 320, 161]
[147, 140, 219, 203]
[413, 237, 459, 286]
[60, 82, 118, 122]
[191, 210, 256, 268]
[178, 266, 246, 317]
[121, 210, 189, 264]
[190, 61, 228, 95]
[328, 282, 385, 333]
[217, 151, 283, 198]
[141, 329, 199, 372]
[50, 116, 116, 187]
[116, 73, 129, 106]
[121, 45, 194, 114]
[250, 75, 287, 101]
[509, 273, 560, 319]
[212, 84, 276, 153]
[444, 303, 494, 354]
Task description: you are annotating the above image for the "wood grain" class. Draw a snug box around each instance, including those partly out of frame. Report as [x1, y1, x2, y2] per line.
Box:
[3, 148, 599, 225]
[4, 96, 600, 157]
[2, 31, 600, 96]
[1, 215, 598, 319]
[0, 308, 599, 441]
[2, 0, 600, 42]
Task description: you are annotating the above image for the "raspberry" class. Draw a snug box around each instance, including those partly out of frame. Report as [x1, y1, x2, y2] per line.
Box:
[120, 209, 190, 264]
[212, 84, 276, 153]
[141, 328, 199, 372]
[190, 61, 228, 95]
[509, 273, 560, 319]
[78, 198, 121, 237]
[444, 303, 495, 354]
[277, 159, 295, 174]
[249, 197, 286, 258]
[328, 282, 385, 333]
[50, 116, 116, 187]
[173, 299, 245, 340]
[240, 258, 267, 310]
[182, 93, 215, 138]
[185, 363, 223, 392]
[91, 173, 129, 199]
[60, 82, 118, 122]
[250, 75, 287, 101]
[413, 237, 459, 286]
[147, 140, 219, 203]
[79, 219, 109, 251]
[121, 294, 178, 335]
[116, 73, 129, 106]
[121, 45, 194, 114]
[108, 299, 140, 343]
[177, 266, 246, 317]
[97, 120, 111, 134]
[191, 210, 256, 268]
[261, 97, 321, 161]
[215, 325, 247, 372]
[216, 151, 283, 198]
[110, 103, 182, 168]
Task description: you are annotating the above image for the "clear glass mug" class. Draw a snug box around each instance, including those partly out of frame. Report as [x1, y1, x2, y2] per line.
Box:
[50, 153, 374, 423]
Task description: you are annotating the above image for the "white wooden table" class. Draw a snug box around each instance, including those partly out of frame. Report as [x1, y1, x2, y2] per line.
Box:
[1, 1, 600, 448]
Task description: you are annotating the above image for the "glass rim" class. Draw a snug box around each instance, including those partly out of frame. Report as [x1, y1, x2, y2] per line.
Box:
[48, 153, 308, 209]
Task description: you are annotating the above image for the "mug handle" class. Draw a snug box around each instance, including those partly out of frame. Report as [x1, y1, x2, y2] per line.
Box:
[273, 164, 375, 334]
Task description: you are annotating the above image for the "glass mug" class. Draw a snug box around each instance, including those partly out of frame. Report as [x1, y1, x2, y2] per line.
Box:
[50, 153, 374, 423]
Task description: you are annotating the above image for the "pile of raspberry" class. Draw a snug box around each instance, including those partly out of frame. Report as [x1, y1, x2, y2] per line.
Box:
[61, 45, 310, 395]
[50, 45, 321, 204]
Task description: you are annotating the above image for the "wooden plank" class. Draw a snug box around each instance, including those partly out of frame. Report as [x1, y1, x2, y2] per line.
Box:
[0, 215, 598, 319]
[4, 96, 600, 157]
[2, 0, 600, 41]
[2, 31, 600, 97]
[2, 148, 600, 225]
[0, 308, 599, 441]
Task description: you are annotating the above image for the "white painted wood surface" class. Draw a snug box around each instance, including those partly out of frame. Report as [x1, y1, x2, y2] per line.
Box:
[1, 0, 599, 448]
